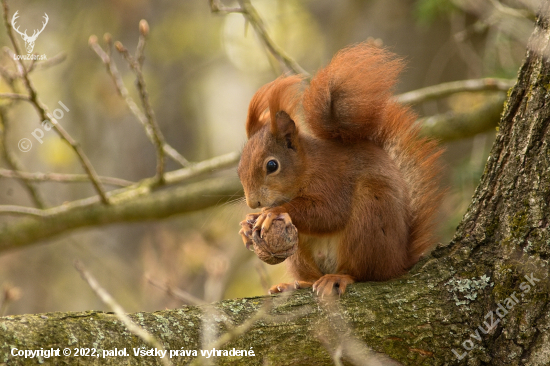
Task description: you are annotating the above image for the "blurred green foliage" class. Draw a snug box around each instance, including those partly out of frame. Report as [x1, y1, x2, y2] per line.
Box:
[414, 0, 457, 25]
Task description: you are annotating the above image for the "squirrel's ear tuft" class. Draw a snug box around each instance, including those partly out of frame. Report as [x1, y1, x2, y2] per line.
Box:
[245, 82, 274, 138]
[271, 111, 297, 150]
[246, 74, 303, 139]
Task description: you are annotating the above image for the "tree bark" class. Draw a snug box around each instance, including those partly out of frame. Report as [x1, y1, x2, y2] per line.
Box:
[2, 5, 550, 366]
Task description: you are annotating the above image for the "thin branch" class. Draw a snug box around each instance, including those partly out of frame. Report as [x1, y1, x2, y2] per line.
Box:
[0, 168, 134, 186]
[396, 78, 515, 105]
[0, 283, 21, 316]
[0, 93, 29, 101]
[210, 0, 309, 76]
[209, 0, 244, 13]
[207, 306, 268, 350]
[191, 303, 269, 366]
[1, 0, 110, 204]
[0, 63, 17, 86]
[89, 36, 189, 168]
[0, 108, 46, 208]
[75, 261, 172, 366]
[163, 151, 240, 185]
[146, 275, 206, 306]
[0, 205, 45, 216]
[114, 39, 165, 184]
[136, 20, 148, 66]
[27, 52, 67, 72]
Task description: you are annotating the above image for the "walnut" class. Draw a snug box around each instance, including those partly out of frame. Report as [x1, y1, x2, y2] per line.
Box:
[249, 219, 298, 265]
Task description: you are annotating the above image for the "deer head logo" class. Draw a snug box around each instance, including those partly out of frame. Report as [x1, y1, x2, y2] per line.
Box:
[11, 11, 49, 54]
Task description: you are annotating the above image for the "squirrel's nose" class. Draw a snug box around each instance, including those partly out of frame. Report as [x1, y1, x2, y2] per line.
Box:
[248, 200, 261, 209]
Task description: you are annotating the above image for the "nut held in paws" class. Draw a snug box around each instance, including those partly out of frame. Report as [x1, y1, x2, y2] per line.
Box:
[251, 219, 298, 265]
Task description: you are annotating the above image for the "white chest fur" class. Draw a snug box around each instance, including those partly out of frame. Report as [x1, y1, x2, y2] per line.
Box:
[300, 234, 341, 274]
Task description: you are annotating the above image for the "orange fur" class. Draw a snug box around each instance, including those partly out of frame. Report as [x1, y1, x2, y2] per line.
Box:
[238, 43, 443, 294]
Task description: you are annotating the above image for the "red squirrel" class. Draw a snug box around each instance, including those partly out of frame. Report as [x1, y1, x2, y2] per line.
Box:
[238, 43, 442, 296]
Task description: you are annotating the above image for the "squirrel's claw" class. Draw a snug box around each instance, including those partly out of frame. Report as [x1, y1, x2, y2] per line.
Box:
[253, 211, 292, 238]
[268, 280, 313, 294]
[268, 282, 294, 294]
[239, 218, 256, 251]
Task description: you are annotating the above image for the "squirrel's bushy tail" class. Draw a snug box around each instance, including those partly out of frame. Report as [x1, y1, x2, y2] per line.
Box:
[302, 43, 443, 267]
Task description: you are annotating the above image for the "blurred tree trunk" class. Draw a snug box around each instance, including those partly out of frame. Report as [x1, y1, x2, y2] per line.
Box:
[1, 5, 550, 366]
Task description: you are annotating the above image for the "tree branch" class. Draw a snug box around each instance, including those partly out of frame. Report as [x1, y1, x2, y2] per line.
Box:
[114, 36, 166, 184]
[0, 108, 46, 208]
[418, 93, 505, 142]
[0, 175, 243, 252]
[88, 36, 189, 168]
[209, 0, 309, 76]
[396, 78, 515, 105]
[0, 169, 134, 187]
[0, 93, 29, 101]
[0, 268, 456, 365]
[26, 52, 67, 72]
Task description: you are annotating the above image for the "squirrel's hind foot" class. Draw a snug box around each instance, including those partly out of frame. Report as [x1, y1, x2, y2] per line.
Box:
[312, 274, 355, 297]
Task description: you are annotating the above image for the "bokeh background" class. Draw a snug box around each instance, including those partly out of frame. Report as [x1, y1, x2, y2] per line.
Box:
[0, 0, 537, 315]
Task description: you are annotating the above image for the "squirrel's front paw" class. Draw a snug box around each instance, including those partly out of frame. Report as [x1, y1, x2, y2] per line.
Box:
[241, 210, 298, 265]
[254, 209, 293, 237]
[239, 213, 260, 250]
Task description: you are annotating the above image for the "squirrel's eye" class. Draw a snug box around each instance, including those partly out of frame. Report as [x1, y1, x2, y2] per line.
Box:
[266, 160, 279, 173]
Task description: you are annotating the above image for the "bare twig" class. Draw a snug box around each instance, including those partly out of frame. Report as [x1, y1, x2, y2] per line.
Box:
[88, 36, 189, 168]
[136, 20, 148, 66]
[210, 0, 309, 76]
[75, 261, 172, 366]
[27, 52, 67, 72]
[146, 275, 206, 306]
[0, 63, 17, 85]
[0, 108, 46, 208]
[192, 302, 269, 366]
[255, 262, 271, 293]
[2, 0, 110, 204]
[0, 92, 29, 101]
[396, 78, 515, 105]
[114, 38, 166, 184]
[0, 205, 45, 216]
[0, 283, 22, 316]
[163, 151, 239, 185]
[208, 306, 268, 349]
[0, 168, 134, 186]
